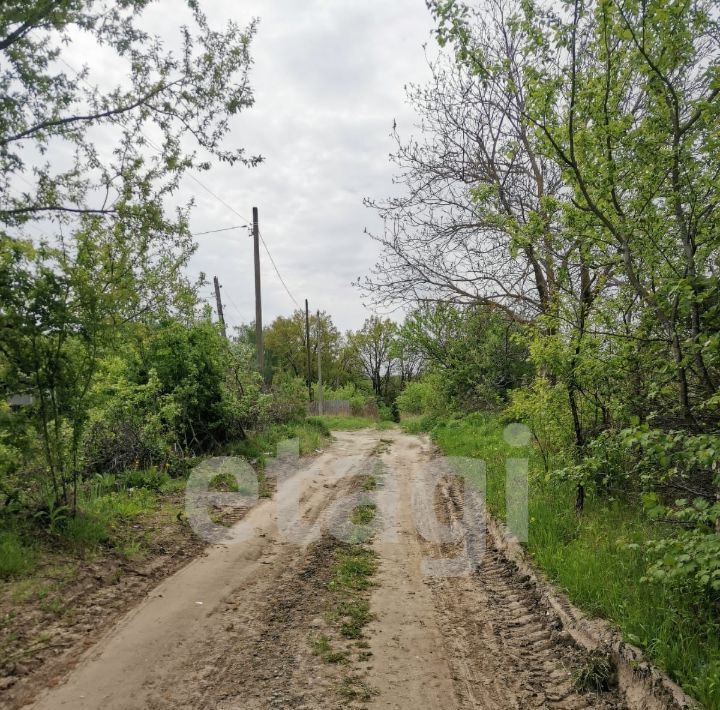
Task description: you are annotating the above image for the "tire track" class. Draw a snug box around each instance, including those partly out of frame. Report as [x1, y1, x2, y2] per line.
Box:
[424, 462, 624, 710]
[366, 431, 624, 710]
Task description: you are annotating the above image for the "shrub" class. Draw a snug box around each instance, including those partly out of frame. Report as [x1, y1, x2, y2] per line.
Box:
[642, 493, 720, 600]
[121, 467, 171, 492]
[266, 373, 308, 424]
[349, 395, 368, 416]
[84, 368, 180, 474]
[377, 403, 394, 421]
[503, 378, 574, 471]
[396, 374, 451, 418]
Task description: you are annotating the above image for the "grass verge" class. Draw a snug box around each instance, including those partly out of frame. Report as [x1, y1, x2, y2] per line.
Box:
[1, 418, 332, 573]
[421, 411, 720, 709]
[308, 415, 397, 431]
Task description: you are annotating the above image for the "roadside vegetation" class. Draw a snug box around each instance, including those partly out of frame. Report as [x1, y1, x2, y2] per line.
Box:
[0, 3, 399, 689]
[417, 412, 719, 706]
[2, 0, 719, 707]
[370, 0, 720, 702]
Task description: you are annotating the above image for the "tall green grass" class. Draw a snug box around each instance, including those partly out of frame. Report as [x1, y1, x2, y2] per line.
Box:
[226, 418, 332, 461]
[425, 412, 720, 709]
[309, 415, 397, 431]
[0, 531, 37, 579]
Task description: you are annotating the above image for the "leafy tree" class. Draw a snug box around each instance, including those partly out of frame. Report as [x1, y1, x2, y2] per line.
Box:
[262, 309, 373, 392]
[399, 303, 531, 409]
[361, 8, 567, 325]
[0, 1, 259, 507]
[428, 0, 720, 427]
[348, 317, 398, 400]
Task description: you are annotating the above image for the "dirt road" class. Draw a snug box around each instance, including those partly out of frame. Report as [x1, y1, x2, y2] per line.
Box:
[26, 429, 624, 710]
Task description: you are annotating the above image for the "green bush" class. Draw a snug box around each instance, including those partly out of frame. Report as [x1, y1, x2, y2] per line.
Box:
[503, 377, 574, 471]
[396, 376, 446, 416]
[377, 403, 394, 421]
[121, 467, 171, 491]
[642, 495, 720, 600]
[84, 367, 180, 474]
[266, 373, 308, 424]
[349, 395, 368, 416]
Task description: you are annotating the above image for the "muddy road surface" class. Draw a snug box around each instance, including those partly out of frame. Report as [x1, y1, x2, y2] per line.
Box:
[23, 429, 624, 710]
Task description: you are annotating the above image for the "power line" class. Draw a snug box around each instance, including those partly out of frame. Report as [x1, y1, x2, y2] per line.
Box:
[192, 224, 247, 236]
[224, 290, 245, 321]
[56, 55, 301, 310]
[258, 230, 301, 309]
[183, 172, 253, 225]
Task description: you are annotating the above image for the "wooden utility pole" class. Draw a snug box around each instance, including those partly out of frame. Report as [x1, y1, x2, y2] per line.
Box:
[305, 299, 312, 401]
[253, 207, 264, 373]
[316, 309, 323, 416]
[213, 276, 227, 339]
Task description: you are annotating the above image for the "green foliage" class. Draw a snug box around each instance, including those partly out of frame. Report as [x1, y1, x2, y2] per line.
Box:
[264, 310, 357, 388]
[309, 634, 348, 664]
[121, 467, 172, 493]
[60, 514, 110, 553]
[1, 0, 261, 510]
[329, 548, 377, 594]
[226, 418, 331, 462]
[376, 403, 395, 422]
[351, 501, 377, 526]
[643, 496, 720, 599]
[399, 303, 531, 410]
[504, 379, 574, 471]
[308, 415, 384, 431]
[84, 364, 181, 476]
[265, 373, 308, 424]
[135, 320, 263, 449]
[0, 531, 36, 580]
[396, 373, 450, 418]
[560, 425, 720, 498]
[348, 316, 398, 400]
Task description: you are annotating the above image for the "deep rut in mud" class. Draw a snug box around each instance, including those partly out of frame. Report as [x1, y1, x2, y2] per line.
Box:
[364, 433, 625, 710]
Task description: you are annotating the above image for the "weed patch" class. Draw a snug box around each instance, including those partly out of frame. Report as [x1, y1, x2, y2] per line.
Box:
[351, 501, 377, 526]
[328, 547, 377, 593]
[337, 673, 378, 701]
[573, 652, 617, 693]
[0, 532, 36, 580]
[309, 634, 349, 664]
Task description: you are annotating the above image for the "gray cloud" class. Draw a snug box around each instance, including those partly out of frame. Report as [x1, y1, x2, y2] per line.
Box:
[177, 0, 436, 332]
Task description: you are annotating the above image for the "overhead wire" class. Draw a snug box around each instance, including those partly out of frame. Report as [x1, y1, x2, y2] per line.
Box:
[258, 231, 301, 309]
[192, 225, 246, 236]
[54, 55, 303, 311]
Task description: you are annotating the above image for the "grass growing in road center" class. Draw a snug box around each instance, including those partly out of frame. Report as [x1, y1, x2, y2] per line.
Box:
[308, 477, 380, 702]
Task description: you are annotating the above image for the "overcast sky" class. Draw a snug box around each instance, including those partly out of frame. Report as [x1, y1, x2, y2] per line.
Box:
[164, 0, 437, 333]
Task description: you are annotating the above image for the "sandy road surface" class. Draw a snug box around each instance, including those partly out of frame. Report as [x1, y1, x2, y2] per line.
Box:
[26, 429, 624, 710]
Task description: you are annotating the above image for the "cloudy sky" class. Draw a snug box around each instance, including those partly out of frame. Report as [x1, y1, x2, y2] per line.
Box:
[166, 0, 437, 333]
